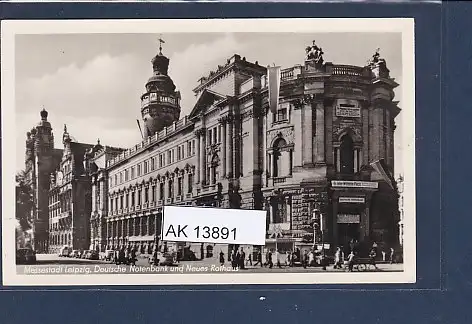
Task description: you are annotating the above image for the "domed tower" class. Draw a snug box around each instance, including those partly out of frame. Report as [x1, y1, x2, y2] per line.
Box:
[140, 38, 181, 137]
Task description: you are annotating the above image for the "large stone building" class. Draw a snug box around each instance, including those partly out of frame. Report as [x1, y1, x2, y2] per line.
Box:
[87, 41, 401, 258]
[23, 40, 401, 257]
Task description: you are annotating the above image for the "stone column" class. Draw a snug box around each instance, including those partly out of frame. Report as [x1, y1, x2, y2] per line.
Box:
[336, 147, 341, 172]
[354, 149, 358, 172]
[226, 117, 233, 178]
[293, 101, 303, 167]
[314, 100, 325, 164]
[106, 221, 110, 247]
[195, 132, 201, 183]
[302, 101, 314, 167]
[200, 131, 206, 185]
[269, 153, 274, 179]
[139, 217, 143, 236]
[132, 217, 136, 236]
[147, 216, 151, 235]
[221, 119, 227, 177]
[121, 219, 124, 238]
[332, 198, 339, 247]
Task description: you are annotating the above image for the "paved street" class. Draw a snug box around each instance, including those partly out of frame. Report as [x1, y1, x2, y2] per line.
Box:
[16, 254, 403, 275]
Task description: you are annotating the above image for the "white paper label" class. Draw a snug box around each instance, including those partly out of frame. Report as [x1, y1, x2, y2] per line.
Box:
[161, 206, 267, 245]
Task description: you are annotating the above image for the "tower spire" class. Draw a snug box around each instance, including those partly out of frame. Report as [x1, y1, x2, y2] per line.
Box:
[158, 35, 165, 55]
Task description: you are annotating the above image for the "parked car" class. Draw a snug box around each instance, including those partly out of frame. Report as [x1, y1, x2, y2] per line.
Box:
[69, 250, 79, 258]
[76, 250, 84, 258]
[149, 252, 176, 266]
[82, 250, 92, 259]
[88, 251, 99, 260]
[16, 248, 37, 264]
[58, 246, 71, 257]
[102, 250, 114, 261]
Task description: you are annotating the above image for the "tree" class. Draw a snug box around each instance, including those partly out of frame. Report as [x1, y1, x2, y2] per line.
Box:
[16, 170, 33, 232]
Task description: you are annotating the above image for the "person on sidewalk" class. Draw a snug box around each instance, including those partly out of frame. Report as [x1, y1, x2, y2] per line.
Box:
[267, 251, 273, 269]
[347, 251, 356, 272]
[389, 247, 395, 264]
[219, 251, 225, 266]
[302, 250, 309, 269]
[254, 251, 263, 267]
[369, 247, 378, 270]
[239, 248, 246, 270]
[333, 247, 343, 269]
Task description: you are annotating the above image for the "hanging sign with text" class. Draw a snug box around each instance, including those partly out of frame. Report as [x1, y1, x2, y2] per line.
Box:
[339, 197, 365, 203]
[161, 206, 266, 245]
[331, 180, 379, 189]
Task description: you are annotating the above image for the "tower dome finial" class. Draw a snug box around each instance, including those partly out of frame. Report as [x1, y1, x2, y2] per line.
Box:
[40, 106, 48, 120]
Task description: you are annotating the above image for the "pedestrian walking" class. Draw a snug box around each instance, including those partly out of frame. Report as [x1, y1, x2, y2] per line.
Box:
[347, 251, 355, 272]
[369, 248, 378, 270]
[254, 251, 263, 267]
[248, 253, 252, 266]
[219, 251, 225, 266]
[333, 247, 343, 269]
[239, 248, 246, 270]
[389, 247, 395, 264]
[302, 250, 308, 269]
[231, 249, 238, 270]
[267, 251, 273, 268]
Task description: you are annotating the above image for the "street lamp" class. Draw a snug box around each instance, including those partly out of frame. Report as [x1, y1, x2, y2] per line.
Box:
[312, 208, 326, 270]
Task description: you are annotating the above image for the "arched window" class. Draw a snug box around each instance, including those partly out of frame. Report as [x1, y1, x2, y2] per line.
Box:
[273, 138, 290, 178]
[340, 135, 354, 174]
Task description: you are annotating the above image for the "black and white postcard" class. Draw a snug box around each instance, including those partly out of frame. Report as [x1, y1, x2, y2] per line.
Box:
[1, 18, 415, 285]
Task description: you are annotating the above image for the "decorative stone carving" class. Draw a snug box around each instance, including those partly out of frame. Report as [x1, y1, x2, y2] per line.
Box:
[268, 127, 294, 146]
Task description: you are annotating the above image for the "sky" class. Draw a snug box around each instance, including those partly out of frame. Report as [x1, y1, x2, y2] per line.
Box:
[15, 32, 403, 175]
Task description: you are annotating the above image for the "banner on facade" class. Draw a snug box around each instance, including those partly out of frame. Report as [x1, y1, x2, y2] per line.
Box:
[331, 180, 378, 189]
[370, 159, 395, 190]
[337, 214, 361, 224]
[267, 65, 281, 114]
[339, 197, 365, 203]
[161, 206, 266, 245]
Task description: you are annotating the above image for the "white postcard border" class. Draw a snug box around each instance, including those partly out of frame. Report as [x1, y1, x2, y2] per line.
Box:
[1, 18, 416, 286]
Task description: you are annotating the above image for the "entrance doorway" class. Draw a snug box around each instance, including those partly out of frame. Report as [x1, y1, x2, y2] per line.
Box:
[337, 223, 360, 247]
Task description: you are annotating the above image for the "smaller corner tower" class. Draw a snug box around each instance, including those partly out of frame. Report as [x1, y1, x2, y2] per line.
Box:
[140, 37, 181, 137]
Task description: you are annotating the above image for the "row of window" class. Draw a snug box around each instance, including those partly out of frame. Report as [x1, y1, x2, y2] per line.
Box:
[49, 233, 71, 246]
[109, 140, 196, 187]
[109, 173, 194, 212]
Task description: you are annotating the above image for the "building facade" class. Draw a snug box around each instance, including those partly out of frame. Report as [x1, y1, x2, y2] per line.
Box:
[88, 41, 401, 258]
[23, 40, 402, 257]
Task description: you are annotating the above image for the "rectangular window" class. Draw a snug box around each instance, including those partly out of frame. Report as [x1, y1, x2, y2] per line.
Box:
[218, 126, 221, 143]
[152, 185, 156, 201]
[151, 157, 156, 171]
[115, 197, 118, 211]
[208, 129, 212, 145]
[144, 161, 148, 174]
[125, 169, 129, 181]
[131, 167, 135, 179]
[120, 172, 123, 184]
[125, 193, 129, 208]
[214, 127, 218, 144]
[131, 192, 135, 206]
[137, 164, 141, 176]
[159, 183, 164, 200]
[187, 142, 192, 157]
[178, 177, 183, 196]
[177, 147, 181, 161]
[137, 190, 142, 205]
[114, 174, 118, 185]
[145, 187, 149, 203]
[188, 174, 193, 193]
[168, 181, 173, 198]
[120, 196, 123, 209]
[159, 155, 163, 168]
[277, 108, 288, 122]
[167, 151, 171, 164]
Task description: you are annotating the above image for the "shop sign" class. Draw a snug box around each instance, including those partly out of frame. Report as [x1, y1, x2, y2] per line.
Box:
[336, 106, 361, 118]
[337, 214, 360, 224]
[331, 181, 378, 189]
[339, 197, 365, 203]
